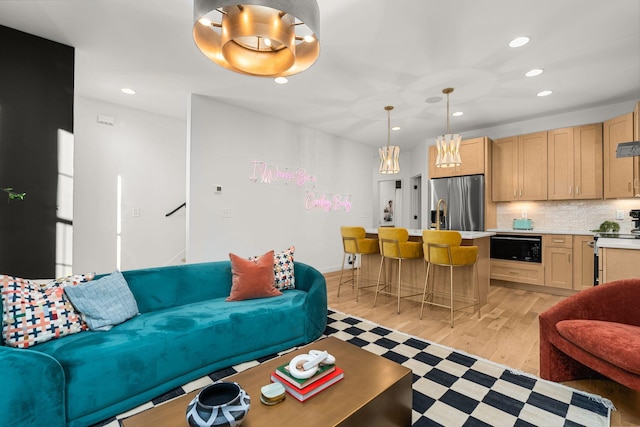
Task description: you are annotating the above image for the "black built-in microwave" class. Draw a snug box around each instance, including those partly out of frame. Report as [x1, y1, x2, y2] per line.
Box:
[490, 235, 542, 263]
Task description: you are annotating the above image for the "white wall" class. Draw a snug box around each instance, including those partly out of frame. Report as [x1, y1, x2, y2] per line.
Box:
[187, 95, 375, 272]
[73, 97, 186, 274]
[71, 96, 637, 275]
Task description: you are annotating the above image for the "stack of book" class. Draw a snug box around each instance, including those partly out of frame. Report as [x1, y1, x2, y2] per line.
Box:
[270, 362, 344, 402]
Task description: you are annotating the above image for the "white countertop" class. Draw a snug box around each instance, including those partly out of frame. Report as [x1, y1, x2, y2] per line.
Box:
[365, 228, 495, 239]
[487, 228, 594, 236]
[596, 238, 640, 250]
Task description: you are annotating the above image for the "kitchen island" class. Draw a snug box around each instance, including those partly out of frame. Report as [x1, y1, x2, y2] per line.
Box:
[362, 229, 494, 308]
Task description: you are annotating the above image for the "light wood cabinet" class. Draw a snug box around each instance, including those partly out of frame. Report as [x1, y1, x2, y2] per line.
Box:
[603, 112, 637, 198]
[572, 235, 595, 291]
[429, 137, 487, 178]
[547, 124, 603, 200]
[600, 247, 640, 283]
[492, 131, 547, 201]
[490, 259, 544, 285]
[544, 235, 573, 289]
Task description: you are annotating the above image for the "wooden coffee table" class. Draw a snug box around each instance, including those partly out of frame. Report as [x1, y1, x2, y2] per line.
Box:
[121, 336, 412, 427]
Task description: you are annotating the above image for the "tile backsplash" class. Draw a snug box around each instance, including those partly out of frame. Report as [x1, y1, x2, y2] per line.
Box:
[496, 199, 640, 233]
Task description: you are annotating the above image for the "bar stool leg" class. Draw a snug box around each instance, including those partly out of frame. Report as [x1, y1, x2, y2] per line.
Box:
[420, 262, 431, 320]
[338, 252, 348, 297]
[397, 259, 402, 314]
[373, 256, 385, 307]
[449, 264, 454, 328]
[475, 260, 481, 319]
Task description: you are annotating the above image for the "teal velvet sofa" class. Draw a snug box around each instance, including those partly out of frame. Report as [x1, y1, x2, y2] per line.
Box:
[0, 261, 327, 427]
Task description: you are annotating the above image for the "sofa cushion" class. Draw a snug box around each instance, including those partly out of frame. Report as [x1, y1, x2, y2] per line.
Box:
[227, 251, 282, 301]
[65, 271, 139, 331]
[34, 291, 308, 422]
[1, 273, 93, 348]
[251, 246, 296, 290]
[556, 320, 640, 375]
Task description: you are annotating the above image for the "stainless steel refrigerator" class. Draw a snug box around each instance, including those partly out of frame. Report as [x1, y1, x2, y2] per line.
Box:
[429, 174, 485, 231]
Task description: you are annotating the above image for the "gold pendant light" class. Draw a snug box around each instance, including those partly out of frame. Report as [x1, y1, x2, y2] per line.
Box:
[379, 105, 400, 174]
[193, 0, 320, 77]
[435, 88, 462, 168]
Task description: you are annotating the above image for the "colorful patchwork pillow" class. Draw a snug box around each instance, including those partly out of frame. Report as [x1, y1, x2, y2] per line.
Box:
[250, 246, 296, 290]
[227, 250, 282, 301]
[1, 273, 94, 348]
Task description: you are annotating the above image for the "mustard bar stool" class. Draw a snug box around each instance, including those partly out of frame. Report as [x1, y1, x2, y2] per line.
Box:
[421, 230, 480, 327]
[338, 226, 379, 301]
[374, 227, 423, 314]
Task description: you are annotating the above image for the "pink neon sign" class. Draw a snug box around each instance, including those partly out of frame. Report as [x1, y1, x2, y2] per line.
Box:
[249, 161, 316, 186]
[249, 161, 352, 213]
[305, 192, 352, 212]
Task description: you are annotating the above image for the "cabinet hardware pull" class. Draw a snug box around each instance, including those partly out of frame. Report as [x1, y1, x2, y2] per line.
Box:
[569, 186, 572, 195]
[629, 182, 632, 191]
[519, 188, 522, 197]
[513, 189, 517, 198]
[576, 185, 580, 195]
[553, 239, 564, 243]
[509, 271, 519, 275]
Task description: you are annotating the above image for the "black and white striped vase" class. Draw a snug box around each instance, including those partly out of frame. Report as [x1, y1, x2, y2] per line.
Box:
[186, 381, 250, 427]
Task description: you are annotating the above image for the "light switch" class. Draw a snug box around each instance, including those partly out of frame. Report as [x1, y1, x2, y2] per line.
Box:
[616, 210, 625, 220]
[132, 208, 141, 217]
[221, 208, 231, 218]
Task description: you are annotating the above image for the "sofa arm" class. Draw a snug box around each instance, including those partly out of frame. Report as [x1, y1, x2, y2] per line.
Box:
[294, 262, 328, 341]
[539, 278, 640, 328]
[0, 346, 66, 427]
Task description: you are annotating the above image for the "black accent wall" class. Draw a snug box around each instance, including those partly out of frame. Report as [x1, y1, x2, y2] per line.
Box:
[0, 25, 74, 278]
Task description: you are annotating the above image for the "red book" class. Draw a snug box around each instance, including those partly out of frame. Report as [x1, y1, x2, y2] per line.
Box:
[271, 367, 344, 402]
[273, 362, 336, 389]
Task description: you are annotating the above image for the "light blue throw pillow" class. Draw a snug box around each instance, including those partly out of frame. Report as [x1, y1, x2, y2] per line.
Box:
[64, 271, 139, 331]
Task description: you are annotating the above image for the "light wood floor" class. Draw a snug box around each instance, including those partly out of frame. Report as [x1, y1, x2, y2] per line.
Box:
[325, 271, 640, 426]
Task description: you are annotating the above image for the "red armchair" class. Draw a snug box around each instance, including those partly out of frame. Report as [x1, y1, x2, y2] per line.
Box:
[539, 278, 640, 391]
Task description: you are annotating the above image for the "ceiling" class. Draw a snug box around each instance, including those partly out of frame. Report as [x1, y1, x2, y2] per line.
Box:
[1, 0, 639, 150]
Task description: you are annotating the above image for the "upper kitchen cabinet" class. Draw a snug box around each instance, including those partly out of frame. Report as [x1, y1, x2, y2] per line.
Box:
[603, 111, 636, 198]
[429, 137, 489, 179]
[492, 131, 547, 201]
[547, 124, 603, 200]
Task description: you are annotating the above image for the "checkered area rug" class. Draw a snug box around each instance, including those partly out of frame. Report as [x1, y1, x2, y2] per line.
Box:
[94, 309, 613, 427]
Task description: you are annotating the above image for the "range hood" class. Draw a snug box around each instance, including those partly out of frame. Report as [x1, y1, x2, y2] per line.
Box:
[616, 141, 640, 158]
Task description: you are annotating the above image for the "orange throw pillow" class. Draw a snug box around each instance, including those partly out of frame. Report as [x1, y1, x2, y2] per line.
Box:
[227, 250, 282, 301]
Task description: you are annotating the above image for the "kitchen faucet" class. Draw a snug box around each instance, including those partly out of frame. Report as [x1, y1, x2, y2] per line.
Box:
[436, 198, 447, 230]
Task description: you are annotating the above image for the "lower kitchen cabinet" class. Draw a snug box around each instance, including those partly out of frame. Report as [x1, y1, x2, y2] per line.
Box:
[573, 235, 595, 290]
[490, 259, 544, 285]
[491, 233, 597, 292]
[600, 247, 640, 283]
[544, 235, 573, 289]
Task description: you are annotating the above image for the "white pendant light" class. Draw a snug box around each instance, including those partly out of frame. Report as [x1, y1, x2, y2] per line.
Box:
[379, 106, 400, 174]
[435, 88, 461, 168]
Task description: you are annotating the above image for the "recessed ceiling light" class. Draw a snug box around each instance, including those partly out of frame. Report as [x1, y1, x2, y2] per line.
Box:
[121, 88, 136, 95]
[509, 36, 530, 48]
[274, 77, 288, 84]
[392, 126, 401, 131]
[425, 96, 442, 104]
[537, 90, 553, 97]
[525, 68, 544, 77]
[452, 111, 464, 117]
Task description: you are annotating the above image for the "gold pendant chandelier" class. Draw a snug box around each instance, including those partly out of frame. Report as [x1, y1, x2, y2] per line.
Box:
[193, 0, 320, 77]
[435, 88, 462, 168]
[379, 105, 400, 174]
